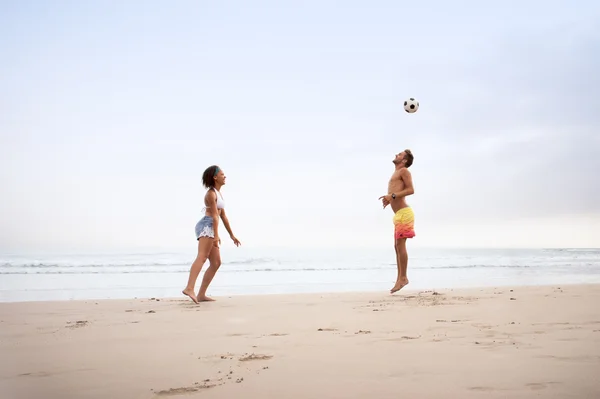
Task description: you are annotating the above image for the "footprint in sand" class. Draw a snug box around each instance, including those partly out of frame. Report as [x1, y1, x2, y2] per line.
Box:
[155, 387, 200, 396]
[239, 353, 273, 361]
[66, 321, 89, 329]
[469, 386, 496, 392]
[191, 353, 273, 392]
[154, 382, 217, 396]
[526, 382, 560, 390]
[421, 290, 443, 296]
[317, 328, 338, 332]
[19, 372, 52, 377]
[387, 335, 420, 342]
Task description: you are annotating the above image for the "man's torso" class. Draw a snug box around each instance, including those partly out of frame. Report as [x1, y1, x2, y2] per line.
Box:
[387, 168, 409, 213]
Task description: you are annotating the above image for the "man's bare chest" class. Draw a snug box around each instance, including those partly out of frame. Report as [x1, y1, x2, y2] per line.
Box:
[388, 173, 404, 188]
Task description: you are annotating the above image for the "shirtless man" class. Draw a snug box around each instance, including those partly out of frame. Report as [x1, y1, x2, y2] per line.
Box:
[379, 150, 415, 294]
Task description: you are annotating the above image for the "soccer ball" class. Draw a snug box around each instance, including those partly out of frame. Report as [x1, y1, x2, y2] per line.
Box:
[404, 98, 419, 113]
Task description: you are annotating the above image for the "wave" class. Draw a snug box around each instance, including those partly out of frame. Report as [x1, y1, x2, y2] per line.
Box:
[2, 248, 599, 270]
[0, 262, 189, 268]
[0, 257, 280, 269]
[2, 249, 598, 276]
[0, 264, 549, 275]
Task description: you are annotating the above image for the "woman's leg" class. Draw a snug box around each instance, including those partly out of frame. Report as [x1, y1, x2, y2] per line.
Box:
[182, 237, 214, 303]
[197, 244, 222, 301]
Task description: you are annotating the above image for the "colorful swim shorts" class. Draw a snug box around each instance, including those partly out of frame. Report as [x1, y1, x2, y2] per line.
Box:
[393, 207, 415, 239]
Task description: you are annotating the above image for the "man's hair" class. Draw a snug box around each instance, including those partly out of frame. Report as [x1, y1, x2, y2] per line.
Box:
[202, 165, 220, 188]
[404, 149, 414, 168]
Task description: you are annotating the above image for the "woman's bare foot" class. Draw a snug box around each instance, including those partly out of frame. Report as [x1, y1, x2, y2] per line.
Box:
[390, 277, 409, 294]
[182, 289, 199, 304]
[198, 295, 215, 302]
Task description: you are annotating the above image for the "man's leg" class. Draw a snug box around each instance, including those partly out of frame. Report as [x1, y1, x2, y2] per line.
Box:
[394, 238, 399, 273]
[391, 237, 409, 293]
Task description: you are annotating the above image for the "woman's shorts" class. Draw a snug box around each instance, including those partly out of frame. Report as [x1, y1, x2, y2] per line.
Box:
[195, 216, 214, 240]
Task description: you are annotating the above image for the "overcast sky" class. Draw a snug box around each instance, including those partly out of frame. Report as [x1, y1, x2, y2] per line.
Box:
[1, 0, 599, 253]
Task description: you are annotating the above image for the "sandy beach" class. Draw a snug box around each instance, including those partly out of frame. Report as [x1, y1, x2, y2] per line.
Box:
[2, 284, 599, 399]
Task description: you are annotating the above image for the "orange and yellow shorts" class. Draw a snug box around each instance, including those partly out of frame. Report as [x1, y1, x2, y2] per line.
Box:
[393, 207, 415, 239]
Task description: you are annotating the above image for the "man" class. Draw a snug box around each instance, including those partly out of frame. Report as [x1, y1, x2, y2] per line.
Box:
[379, 149, 415, 294]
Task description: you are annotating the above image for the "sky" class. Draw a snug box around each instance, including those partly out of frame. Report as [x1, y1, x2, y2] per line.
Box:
[1, 0, 599, 252]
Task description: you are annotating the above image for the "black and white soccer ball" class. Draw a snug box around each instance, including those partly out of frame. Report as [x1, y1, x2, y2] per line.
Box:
[403, 98, 419, 113]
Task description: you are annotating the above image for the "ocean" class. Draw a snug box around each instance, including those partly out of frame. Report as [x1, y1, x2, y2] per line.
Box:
[1, 247, 599, 302]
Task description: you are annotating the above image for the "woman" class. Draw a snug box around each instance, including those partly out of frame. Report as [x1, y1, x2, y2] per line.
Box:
[182, 165, 241, 303]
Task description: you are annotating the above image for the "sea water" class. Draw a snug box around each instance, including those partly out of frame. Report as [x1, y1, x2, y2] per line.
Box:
[1, 248, 599, 302]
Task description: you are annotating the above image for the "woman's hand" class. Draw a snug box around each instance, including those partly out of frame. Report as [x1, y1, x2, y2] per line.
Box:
[231, 235, 241, 247]
[213, 236, 221, 248]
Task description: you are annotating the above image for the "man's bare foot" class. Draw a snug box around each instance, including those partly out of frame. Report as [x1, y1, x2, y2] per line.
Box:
[390, 278, 409, 294]
[182, 289, 199, 304]
[198, 295, 216, 302]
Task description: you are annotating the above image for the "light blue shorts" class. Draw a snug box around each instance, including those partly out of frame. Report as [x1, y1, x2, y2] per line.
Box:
[195, 216, 214, 240]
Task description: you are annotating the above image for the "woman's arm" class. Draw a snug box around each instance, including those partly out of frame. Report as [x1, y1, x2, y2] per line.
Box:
[220, 209, 234, 237]
[220, 209, 241, 246]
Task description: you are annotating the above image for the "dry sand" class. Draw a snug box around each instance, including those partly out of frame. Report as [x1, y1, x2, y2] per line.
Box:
[1, 284, 600, 399]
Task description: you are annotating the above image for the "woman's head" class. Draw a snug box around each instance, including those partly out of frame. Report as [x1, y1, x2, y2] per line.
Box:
[202, 165, 226, 188]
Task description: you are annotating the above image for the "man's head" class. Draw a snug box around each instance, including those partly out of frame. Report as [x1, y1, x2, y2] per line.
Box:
[202, 165, 226, 188]
[393, 149, 414, 168]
